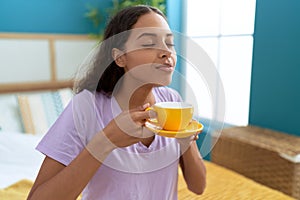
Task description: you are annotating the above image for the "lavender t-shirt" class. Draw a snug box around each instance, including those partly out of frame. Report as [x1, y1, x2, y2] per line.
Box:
[37, 86, 182, 200]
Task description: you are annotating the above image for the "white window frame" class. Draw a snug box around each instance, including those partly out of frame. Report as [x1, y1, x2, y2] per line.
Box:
[183, 0, 256, 126]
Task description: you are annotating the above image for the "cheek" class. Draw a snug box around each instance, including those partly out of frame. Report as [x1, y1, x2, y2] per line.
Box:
[125, 51, 156, 68]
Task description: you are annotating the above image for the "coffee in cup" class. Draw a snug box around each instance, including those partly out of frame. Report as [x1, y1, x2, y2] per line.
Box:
[146, 102, 194, 131]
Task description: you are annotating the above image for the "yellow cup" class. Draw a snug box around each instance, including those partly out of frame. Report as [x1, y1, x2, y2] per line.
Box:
[147, 102, 194, 131]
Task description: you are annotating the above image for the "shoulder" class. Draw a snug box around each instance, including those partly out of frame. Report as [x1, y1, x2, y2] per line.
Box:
[71, 90, 107, 128]
[73, 89, 95, 102]
[153, 86, 183, 102]
[73, 89, 109, 106]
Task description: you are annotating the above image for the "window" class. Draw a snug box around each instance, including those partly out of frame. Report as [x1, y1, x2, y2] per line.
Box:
[184, 0, 256, 125]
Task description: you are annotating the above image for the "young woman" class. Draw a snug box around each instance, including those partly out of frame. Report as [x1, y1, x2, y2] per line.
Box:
[27, 5, 206, 200]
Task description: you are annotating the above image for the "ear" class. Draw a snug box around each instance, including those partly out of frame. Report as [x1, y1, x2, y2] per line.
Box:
[112, 48, 126, 67]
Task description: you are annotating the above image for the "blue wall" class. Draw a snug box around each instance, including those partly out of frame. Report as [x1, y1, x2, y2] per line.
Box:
[0, 0, 111, 34]
[0, 0, 182, 35]
[166, 0, 185, 95]
[249, 0, 300, 136]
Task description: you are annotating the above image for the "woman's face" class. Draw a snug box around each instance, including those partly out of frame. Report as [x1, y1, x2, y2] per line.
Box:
[120, 12, 177, 86]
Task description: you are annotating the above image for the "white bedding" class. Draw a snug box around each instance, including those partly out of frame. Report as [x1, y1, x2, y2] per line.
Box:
[0, 131, 44, 188]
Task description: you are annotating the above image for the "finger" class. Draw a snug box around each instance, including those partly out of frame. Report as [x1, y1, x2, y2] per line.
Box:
[131, 103, 150, 112]
[131, 104, 157, 121]
[132, 110, 155, 122]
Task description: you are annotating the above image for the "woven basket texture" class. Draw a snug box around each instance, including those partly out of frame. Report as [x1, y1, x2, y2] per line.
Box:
[211, 126, 300, 199]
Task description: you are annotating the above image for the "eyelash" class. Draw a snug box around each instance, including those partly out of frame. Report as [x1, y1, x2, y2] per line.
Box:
[166, 43, 175, 47]
[141, 43, 175, 47]
[142, 44, 155, 47]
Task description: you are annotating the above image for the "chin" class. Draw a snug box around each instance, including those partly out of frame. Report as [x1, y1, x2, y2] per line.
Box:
[152, 78, 172, 87]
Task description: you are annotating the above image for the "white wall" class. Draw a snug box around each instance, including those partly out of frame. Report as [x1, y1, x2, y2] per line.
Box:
[0, 35, 97, 84]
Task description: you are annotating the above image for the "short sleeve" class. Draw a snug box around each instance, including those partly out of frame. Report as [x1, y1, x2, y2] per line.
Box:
[36, 90, 101, 166]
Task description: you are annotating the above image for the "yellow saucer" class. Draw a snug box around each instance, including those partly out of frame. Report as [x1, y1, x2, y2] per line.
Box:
[145, 120, 204, 138]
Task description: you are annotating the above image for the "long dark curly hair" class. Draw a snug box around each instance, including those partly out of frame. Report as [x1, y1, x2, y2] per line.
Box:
[73, 5, 167, 95]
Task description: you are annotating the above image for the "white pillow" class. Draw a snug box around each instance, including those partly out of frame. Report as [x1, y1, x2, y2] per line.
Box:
[0, 94, 24, 132]
[0, 131, 44, 188]
[18, 88, 73, 135]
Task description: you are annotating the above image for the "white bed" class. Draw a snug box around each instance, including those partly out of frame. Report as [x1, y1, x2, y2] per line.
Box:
[0, 87, 74, 189]
[0, 131, 44, 188]
[0, 32, 95, 189]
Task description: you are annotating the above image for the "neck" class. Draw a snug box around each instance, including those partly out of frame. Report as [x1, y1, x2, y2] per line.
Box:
[113, 78, 156, 110]
[113, 75, 156, 147]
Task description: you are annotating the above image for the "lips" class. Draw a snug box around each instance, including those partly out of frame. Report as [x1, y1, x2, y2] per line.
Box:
[155, 64, 174, 72]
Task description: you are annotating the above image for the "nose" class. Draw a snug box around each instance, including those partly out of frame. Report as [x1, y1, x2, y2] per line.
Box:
[158, 48, 172, 59]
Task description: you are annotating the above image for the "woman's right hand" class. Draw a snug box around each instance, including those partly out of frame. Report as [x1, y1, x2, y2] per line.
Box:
[86, 103, 155, 163]
[102, 103, 154, 148]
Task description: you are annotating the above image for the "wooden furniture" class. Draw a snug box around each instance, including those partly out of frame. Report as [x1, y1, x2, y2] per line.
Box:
[211, 126, 300, 199]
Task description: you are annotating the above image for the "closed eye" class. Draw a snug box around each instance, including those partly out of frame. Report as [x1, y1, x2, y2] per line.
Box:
[141, 44, 155, 47]
[166, 43, 175, 47]
[142, 43, 175, 47]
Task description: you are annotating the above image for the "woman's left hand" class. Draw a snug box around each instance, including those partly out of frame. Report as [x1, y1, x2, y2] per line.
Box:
[176, 133, 199, 153]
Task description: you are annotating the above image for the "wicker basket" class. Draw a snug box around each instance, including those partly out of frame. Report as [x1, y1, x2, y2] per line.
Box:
[211, 125, 300, 199]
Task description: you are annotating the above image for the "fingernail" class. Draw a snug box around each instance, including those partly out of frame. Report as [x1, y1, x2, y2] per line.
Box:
[142, 103, 150, 109]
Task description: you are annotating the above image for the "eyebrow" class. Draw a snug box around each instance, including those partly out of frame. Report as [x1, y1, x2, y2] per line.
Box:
[137, 32, 173, 39]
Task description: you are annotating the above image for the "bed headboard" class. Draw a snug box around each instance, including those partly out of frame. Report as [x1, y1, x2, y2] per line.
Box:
[0, 32, 97, 93]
